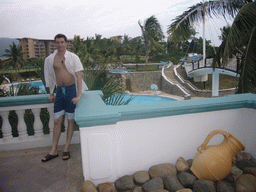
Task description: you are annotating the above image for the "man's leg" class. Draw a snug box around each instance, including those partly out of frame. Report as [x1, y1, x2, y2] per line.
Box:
[50, 116, 63, 154]
[63, 118, 74, 160]
[63, 84, 77, 160]
[42, 116, 62, 161]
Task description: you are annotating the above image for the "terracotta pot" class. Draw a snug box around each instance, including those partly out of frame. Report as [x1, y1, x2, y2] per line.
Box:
[190, 129, 245, 181]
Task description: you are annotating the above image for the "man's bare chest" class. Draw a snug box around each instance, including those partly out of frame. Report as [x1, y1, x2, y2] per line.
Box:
[53, 56, 66, 70]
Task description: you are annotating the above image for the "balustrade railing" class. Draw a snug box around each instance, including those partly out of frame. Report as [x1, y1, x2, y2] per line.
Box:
[0, 94, 79, 151]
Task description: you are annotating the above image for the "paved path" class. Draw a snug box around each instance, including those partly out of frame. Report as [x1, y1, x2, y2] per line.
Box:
[0, 144, 84, 192]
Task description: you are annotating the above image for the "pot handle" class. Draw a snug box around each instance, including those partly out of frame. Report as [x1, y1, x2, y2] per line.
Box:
[197, 129, 230, 152]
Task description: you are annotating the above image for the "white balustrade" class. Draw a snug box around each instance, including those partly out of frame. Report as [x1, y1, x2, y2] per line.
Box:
[32, 108, 44, 138]
[0, 101, 80, 151]
[0, 110, 13, 142]
[47, 106, 54, 134]
[16, 109, 28, 139]
[0, 103, 53, 149]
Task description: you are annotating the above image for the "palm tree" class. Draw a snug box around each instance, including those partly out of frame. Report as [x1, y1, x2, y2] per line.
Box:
[72, 35, 84, 54]
[3, 42, 23, 80]
[138, 15, 165, 64]
[78, 37, 101, 69]
[168, 0, 256, 93]
[122, 34, 132, 62]
[168, 26, 196, 53]
[130, 36, 143, 63]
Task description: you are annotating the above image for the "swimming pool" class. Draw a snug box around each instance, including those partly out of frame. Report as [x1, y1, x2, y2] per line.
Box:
[11, 81, 176, 104]
[12, 81, 46, 93]
[108, 69, 132, 73]
[122, 94, 175, 104]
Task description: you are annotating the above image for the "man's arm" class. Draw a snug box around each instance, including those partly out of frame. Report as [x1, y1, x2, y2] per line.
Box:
[44, 56, 55, 103]
[48, 93, 55, 103]
[71, 71, 83, 104]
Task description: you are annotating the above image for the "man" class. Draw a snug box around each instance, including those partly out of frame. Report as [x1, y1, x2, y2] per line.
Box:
[42, 34, 87, 162]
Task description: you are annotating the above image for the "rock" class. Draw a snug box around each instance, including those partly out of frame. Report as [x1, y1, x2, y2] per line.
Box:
[150, 190, 169, 192]
[133, 186, 143, 192]
[176, 189, 193, 192]
[175, 157, 189, 172]
[186, 159, 193, 169]
[177, 172, 197, 188]
[225, 166, 243, 182]
[142, 177, 164, 192]
[193, 179, 216, 192]
[234, 174, 256, 192]
[235, 152, 256, 170]
[80, 180, 98, 192]
[236, 159, 256, 170]
[97, 182, 117, 192]
[243, 167, 256, 177]
[216, 181, 234, 192]
[163, 174, 184, 192]
[134, 170, 150, 185]
[148, 163, 177, 179]
[236, 152, 254, 161]
[114, 175, 135, 191]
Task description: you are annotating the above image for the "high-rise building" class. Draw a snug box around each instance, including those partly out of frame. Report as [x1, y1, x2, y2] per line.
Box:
[17, 37, 74, 59]
[110, 35, 123, 43]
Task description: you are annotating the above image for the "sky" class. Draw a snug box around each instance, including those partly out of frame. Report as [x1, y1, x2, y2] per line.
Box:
[1, 0, 233, 46]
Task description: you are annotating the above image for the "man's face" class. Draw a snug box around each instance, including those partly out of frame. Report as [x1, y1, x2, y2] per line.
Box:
[55, 37, 67, 52]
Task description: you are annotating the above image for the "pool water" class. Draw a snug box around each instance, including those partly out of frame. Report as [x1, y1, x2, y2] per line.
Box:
[12, 81, 176, 104]
[123, 94, 175, 104]
[12, 81, 46, 93]
[108, 69, 132, 73]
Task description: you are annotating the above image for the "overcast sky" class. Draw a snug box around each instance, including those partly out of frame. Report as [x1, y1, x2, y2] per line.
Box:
[1, 0, 232, 46]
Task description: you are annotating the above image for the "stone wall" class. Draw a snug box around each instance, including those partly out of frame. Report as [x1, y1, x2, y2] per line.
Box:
[121, 71, 162, 92]
[162, 77, 187, 97]
[191, 89, 237, 97]
[118, 70, 236, 97]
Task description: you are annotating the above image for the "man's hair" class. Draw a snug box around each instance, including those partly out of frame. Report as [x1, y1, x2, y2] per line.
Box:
[54, 34, 67, 42]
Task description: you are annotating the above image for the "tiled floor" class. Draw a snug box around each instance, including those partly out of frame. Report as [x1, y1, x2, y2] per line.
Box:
[0, 144, 84, 192]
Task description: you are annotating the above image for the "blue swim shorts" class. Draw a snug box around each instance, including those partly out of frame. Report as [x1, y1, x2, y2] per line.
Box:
[54, 84, 77, 119]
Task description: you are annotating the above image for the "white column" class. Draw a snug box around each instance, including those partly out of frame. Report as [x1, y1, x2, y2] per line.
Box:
[212, 71, 219, 97]
[48, 107, 54, 134]
[32, 108, 44, 138]
[0, 111, 13, 141]
[16, 109, 28, 139]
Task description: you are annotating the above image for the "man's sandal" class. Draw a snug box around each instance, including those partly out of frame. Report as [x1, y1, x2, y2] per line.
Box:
[63, 151, 70, 161]
[42, 154, 59, 162]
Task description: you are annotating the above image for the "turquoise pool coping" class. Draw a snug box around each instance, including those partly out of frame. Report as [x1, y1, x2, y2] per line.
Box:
[75, 91, 256, 127]
[1, 91, 255, 127]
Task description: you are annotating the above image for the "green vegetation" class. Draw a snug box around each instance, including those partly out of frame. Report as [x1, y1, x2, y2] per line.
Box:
[169, 0, 256, 94]
[2, 42, 23, 80]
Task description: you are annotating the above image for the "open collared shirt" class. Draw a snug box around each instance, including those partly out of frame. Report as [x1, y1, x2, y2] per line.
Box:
[44, 50, 88, 94]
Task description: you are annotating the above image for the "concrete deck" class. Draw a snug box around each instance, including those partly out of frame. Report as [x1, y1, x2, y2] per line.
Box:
[0, 144, 84, 192]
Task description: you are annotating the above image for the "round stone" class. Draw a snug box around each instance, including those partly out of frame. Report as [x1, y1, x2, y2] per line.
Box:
[97, 183, 117, 192]
[175, 157, 189, 172]
[235, 174, 256, 192]
[193, 179, 216, 192]
[134, 170, 150, 185]
[80, 180, 98, 192]
[149, 163, 177, 179]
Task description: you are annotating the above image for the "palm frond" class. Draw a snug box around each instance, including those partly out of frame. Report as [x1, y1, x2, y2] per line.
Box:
[237, 26, 256, 93]
[168, 0, 246, 35]
[223, 2, 256, 62]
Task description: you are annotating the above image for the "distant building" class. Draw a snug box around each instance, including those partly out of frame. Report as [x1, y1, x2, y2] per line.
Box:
[17, 37, 74, 59]
[18, 35, 123, 59]
[110, 35, 123, 43]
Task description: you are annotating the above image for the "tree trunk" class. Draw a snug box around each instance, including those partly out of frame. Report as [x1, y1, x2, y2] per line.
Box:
[145, 41, 149, 65]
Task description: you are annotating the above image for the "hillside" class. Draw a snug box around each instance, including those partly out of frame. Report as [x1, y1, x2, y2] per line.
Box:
[0, 38, 19, 58]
